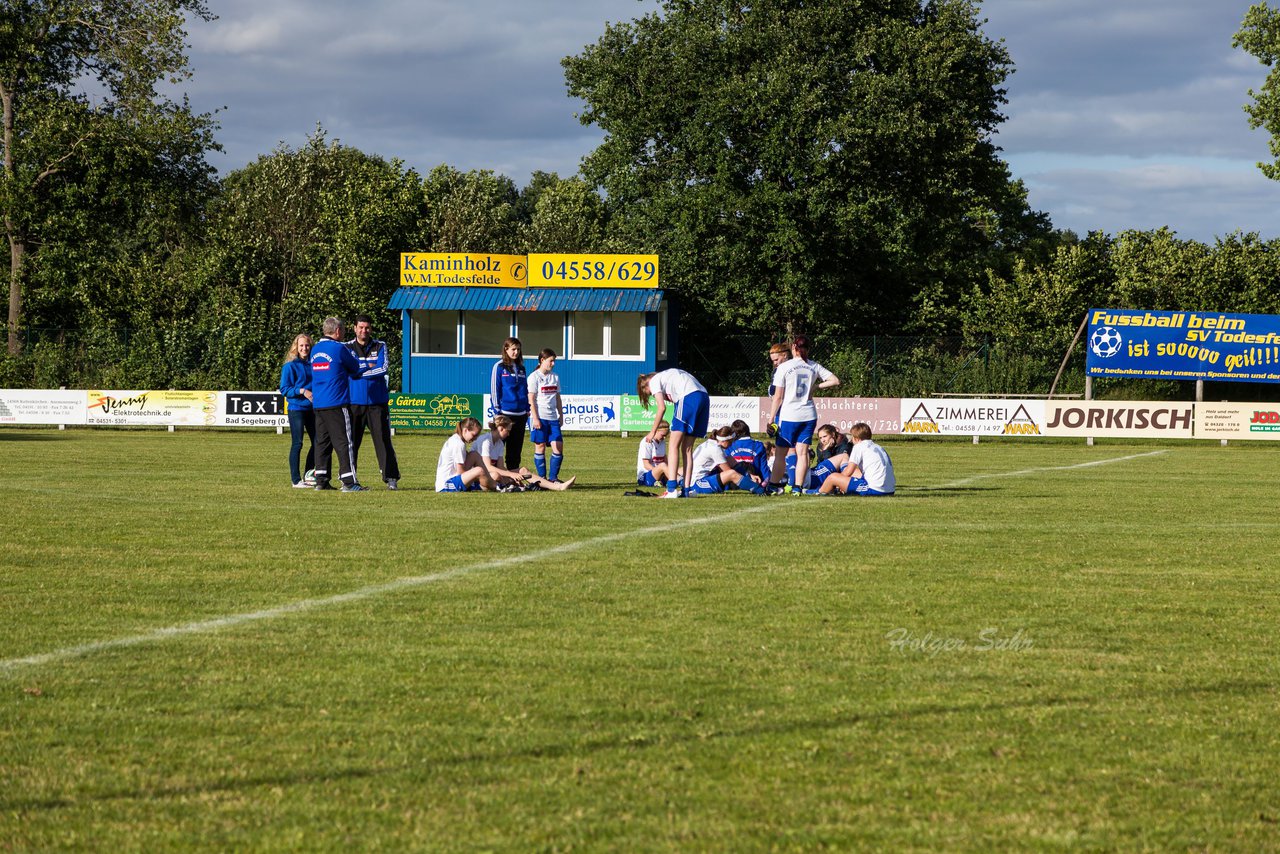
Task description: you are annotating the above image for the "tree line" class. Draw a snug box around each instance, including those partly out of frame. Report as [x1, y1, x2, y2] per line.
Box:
[4, 0, 1280, 395]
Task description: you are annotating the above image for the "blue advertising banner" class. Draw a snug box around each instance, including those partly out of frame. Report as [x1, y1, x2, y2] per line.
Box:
[1086, 308, 1280, 383]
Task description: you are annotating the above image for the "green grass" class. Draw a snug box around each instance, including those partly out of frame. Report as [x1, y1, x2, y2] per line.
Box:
[2, 428, 1278, 851]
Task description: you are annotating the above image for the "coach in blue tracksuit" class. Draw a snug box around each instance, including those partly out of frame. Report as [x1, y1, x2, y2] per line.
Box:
[310, 316, 366, 491]
[489, 336, 529, 470]
[347, 315, 401, 490]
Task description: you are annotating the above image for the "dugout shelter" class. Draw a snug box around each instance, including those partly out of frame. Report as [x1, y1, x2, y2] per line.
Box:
[388, 252, 676, 395]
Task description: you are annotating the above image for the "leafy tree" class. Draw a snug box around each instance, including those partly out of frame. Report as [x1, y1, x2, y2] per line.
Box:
[1, 0, 216, 354]
[518, 173, 608, 252]
[563, 0, 1050, 342]
[1235, 3, 1280, 180]
[201, 129, 423, 386]
[420, 165, 522, 253]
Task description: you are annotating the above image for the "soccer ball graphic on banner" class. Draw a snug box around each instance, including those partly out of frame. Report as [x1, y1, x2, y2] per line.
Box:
[1089, 326, 1123, 358]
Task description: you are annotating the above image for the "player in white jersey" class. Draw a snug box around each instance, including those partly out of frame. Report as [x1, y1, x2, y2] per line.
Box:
[686, 426, 767, 495]
[636, 420, 672, 487]
[766, 335, 839, 492]
[816, 422, 895, 496]
[475, 416, 575, 492]
[435, 417, 493, 492]
[638, 368, 709, 498]
[527, 348, 566, 482]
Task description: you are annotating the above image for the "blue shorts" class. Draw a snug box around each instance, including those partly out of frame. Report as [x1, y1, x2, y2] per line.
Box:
[775, 418, 816, 449]
[844, 477, 893, 496]
[687, 473, 725, 495]
[637, 470, 662, 487]
[438, 475, 467, 493]
[530, 419, 563, 445]
[807, 459, 839, 490]
[671, 391, 710, 437]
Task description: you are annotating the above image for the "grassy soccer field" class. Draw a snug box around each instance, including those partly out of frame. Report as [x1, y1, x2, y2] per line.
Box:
[1, 428, 1277, 851]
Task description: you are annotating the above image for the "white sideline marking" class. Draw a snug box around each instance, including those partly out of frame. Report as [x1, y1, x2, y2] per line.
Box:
[0, 503, 777, 674]
[2, 450, 1168, 674]
[914, 450, 1169, 490]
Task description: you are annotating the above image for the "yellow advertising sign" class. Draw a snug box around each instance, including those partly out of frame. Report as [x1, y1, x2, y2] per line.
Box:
[400, 253, 528, 287]
[528, 254, 660, 288]
[86, 390, 216, 426]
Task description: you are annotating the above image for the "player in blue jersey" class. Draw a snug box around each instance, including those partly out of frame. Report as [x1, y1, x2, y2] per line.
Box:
[490, 337, 530, 470]
[279, 332, 315, 488]
[726, 420, 770, 486]
[347, 315, 400, 489]
[310, 316, 368, 492]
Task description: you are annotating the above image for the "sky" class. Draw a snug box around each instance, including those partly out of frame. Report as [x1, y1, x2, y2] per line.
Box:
[176, 0, 1280, 243]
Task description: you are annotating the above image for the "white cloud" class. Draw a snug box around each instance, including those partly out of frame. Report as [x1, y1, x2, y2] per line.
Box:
[176, 0, 1280, 240]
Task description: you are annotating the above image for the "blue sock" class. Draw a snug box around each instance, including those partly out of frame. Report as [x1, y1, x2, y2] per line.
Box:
[747, 480, 766, 495]
[549, 453, 563, 482]
[534, 452, 546, 478]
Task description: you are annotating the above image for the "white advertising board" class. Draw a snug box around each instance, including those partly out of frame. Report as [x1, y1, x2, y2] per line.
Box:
[900, 399, 1047, 436]
[0, 389, 87, 425]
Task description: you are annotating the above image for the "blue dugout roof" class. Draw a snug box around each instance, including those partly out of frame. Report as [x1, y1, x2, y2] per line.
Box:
[388, 287, 664, 313]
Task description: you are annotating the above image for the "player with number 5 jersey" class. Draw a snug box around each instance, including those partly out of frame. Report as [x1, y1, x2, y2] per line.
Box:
[767, 335, 839, 492]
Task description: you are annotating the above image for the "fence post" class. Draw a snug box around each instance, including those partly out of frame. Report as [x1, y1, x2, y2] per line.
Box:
[871, 336, 877, 395]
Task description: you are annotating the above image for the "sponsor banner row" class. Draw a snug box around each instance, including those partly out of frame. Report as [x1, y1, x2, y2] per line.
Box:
[899, 399, 1199, 439]
[1086, 307, 1280, 384]
[2, 390, 1279, 440]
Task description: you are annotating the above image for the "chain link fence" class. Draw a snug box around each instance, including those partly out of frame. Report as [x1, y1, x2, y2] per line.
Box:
[4, 325, 1083, 397]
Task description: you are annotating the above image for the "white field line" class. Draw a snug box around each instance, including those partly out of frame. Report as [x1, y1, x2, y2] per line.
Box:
[910, 449, 1169, 490]
[0, 503, 775, 675]
[1, 450, 1169, 674]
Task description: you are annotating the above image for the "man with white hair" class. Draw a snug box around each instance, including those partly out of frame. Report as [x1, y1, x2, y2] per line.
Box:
[309, 316, 367, 492]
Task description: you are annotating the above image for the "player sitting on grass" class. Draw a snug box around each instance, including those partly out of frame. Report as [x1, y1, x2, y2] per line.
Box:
[686, 426, 768, 496]
[727, 419, 770, 485]
[476, 416, 575, 492]
[812, 422, 895, 496]
[435, 417, 493, 493]
[636, 420, 673, 487]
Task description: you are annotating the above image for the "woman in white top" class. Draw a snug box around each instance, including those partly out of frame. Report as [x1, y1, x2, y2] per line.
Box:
[527, 348, 566, 482]
[686, 426, 767, 495]
[435, 417, 493, 492]
[476, 416, 575, 492]
[636, 420, 673, 487]
[637, 368, 709, 498]
[767, 335, 840, 491]
[817, 422, 895, 496]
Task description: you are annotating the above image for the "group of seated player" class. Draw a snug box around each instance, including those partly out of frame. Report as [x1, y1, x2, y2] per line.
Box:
[435, 416, 576, 493]
[637, 419, 895, 497]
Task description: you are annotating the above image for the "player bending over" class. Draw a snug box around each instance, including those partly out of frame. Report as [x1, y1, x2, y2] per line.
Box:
[637, 368, 710, 498]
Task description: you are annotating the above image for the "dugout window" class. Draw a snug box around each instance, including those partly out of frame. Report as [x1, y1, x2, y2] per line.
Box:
[572, 312, 606, 357]
[462, 310, 511, 356]
[411, 310, 457, 355]
[611, 312, 643, 357]
[516, 311, 565, 355]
